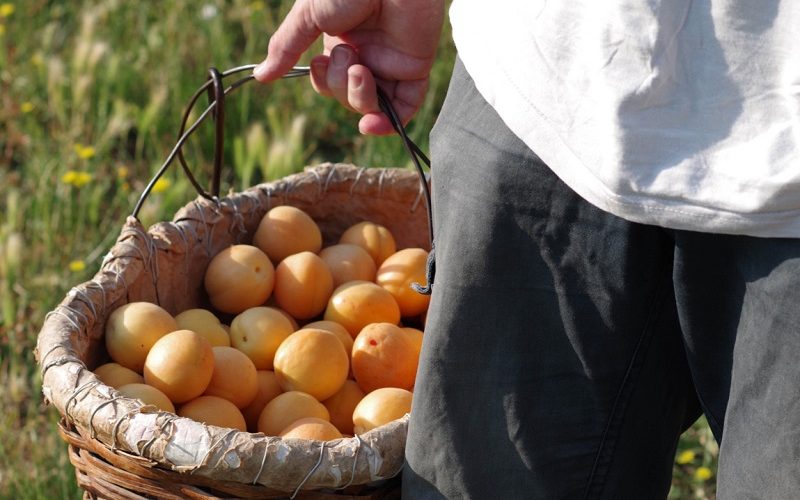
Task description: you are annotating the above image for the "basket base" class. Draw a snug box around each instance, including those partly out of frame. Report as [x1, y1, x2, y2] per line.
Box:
[61, 422, 401, 500]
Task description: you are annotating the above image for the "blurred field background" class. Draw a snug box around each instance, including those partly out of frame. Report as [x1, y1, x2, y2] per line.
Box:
[0, 1, 717, 498]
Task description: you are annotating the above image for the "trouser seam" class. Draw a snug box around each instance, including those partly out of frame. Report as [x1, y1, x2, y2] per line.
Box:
[582, 271, 671, 499]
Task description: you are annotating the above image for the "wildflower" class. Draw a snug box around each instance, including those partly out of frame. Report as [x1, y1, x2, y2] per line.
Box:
[69, 260, 86, 272]
[200, 4, 218, 20]
[676, 450, 696, 465]
[0, 3, 14, 17]
[20, 102, 34, 113]
[695, 466, 713, 481]
[117, 165, 129, 179]
[31, 52, 44, 67]
[152, 177, 171, 193]
[62, 170, 93, 188]
[74, 143, 96, 160]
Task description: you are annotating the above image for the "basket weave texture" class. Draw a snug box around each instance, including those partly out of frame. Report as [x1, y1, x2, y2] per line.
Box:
[36, 163, 430, 498]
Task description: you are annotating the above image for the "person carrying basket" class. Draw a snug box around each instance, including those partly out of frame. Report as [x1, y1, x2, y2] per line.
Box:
[254, 1, 800, 498]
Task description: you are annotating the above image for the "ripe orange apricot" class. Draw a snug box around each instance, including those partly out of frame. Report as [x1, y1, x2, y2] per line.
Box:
[351, 323, 419, 393]
[280, 418, 343, 441]
[143, 330, 214, 403]
[175, 309, 230, 347]
[273, 329, 349, 401]
[178, 395, 246, 431]
[319, 244, 377, 288]
[323, 281, 401, 338]
[376, 248, 431, 318]
[258, 391, 330, 436]
[204, 245, 274, 314]
[117, 383, 175, 413]
[93, 362, 144, 388]
[401, 327, 424, 358]
[203, 347, 259, 409]
[242, 370, 284, 432]
[229, 307, 294, 370]
[353, 387, 413, 434]
[105, 302, 178, 373]
[273, 251, 334, 320]
[253, 206, 322, 263]
[322, 380, 366, 435]
[339, 221, 396, 267]
[304, 320, 354, 360]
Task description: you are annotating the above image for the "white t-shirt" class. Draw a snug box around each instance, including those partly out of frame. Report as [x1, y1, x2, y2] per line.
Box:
[450, 1, 800, 237]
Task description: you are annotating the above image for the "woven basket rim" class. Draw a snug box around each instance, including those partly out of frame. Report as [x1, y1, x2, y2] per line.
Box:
[36, 163, 427, 495]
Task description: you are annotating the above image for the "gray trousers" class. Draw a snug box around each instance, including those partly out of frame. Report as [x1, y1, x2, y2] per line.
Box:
[402, 59, 800, 499]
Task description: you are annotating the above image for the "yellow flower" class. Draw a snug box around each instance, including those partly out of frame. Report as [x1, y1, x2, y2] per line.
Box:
[74, 143, 96, 160]
[61, 170, 92, 188]
[676, 450, 696, 465]
[117, 165, 129, 179]
[69, 260, 86, 272]
[152, 177, 171, 193]
[695, 466, 713, 481]
[20, 101, 34, 113]
[31, 52, 44, 67]
[249, 1, 264, 11]
[0, 4, 14, 18]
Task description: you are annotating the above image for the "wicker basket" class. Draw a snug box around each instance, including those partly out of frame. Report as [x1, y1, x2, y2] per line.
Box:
[36, 163, 430, 499]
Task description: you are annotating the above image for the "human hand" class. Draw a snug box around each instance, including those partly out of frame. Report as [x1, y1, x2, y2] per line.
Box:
[253, 0, 444, 135]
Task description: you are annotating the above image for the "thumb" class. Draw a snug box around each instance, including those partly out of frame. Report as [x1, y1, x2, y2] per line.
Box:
[253, 0, 320, 82]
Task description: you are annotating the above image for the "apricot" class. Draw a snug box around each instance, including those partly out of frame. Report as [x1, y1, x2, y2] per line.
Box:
[352, 387, 413, 434]
[175, 308, 230, 347]
[203, 346, 259, 409]
[229, 307, 294, 370]
[322, 380, 366, 435]
[242, 370, 284, 432]
[376, 248, 431, 317]
[204, 245, 274, 314]
[304, 320, 354, 360]
[93, 362, 144, 388]
[319, 244, 376, 288]
[339, 221, 396, 267]
[280, 417, 343, 441]
[178, 395, 246, 431]
[117, 383, 175, 413]
[273, 329, 349, 401]
[351, 323, 419, 393]
[143, 330, 214, 403]
[401, 327, 424, 358]
[258, 391, 330, 436]
[104, 302, 178, 373]
[273, 251, 334, 320]
[323, 281, 401, 337]
[253, 206, 322, 263]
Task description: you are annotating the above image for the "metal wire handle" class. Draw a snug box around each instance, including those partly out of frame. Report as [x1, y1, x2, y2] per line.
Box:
[130, 64, 433, 250]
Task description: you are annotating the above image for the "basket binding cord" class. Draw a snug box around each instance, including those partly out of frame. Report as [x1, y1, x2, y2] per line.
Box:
[131, 64, 435, 295]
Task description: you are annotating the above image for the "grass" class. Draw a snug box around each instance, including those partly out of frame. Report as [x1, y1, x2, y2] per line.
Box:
[0, 1, 716, 498]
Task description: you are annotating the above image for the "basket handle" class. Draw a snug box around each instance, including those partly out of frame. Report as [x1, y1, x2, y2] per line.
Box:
[130, 64, 435, 293]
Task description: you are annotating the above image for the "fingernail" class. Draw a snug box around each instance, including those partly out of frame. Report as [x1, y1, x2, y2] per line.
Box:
[331, 47, 348, 68]
[349, 72, 363, 90]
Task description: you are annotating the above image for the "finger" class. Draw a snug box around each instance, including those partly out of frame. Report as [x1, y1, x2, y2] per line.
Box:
[347, 65, 380, 115]
[309, 55, 332, 96]
[327, 44, 358, 110]
[358, 79, 428, 135]
[358, 113, 395, 136]
[253, 0, 320, 82]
